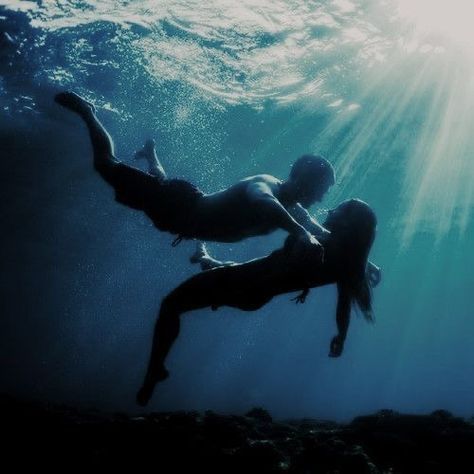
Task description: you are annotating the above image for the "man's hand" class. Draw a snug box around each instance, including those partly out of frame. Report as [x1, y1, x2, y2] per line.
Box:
[291, 230, 324, 263]
[367, 263, 382, 287]
[329, 334, 344, 358]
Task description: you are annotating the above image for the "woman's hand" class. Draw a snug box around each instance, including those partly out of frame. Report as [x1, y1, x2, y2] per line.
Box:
[329, 334, 345, 357]
[291, 288, 309, 304]
[367, 263, 382, 287]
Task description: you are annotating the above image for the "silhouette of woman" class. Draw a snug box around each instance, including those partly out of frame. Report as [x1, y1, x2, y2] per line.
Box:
[137, 198, 377, 406]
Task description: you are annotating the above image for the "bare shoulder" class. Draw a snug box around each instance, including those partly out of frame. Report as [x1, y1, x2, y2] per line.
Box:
[239, 174, 282, 199]
[240, 174, 282, 190]
[254, 174, 282, 186]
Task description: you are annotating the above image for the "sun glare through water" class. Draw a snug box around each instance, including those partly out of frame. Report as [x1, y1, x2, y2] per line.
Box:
[2, 0, 474, 246]
[397, 0, 474, 52]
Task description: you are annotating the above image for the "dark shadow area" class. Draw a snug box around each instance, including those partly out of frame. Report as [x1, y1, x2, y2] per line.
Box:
[3, 394, 474, 473]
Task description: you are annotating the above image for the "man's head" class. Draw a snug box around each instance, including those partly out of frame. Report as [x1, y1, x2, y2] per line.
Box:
[286, 154, 335, 207]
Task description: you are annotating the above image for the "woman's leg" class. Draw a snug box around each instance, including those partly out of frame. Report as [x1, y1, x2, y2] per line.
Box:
[136, 295, 180, 406]
[136, 275, 219, 407]
[136, 258, 275, 406]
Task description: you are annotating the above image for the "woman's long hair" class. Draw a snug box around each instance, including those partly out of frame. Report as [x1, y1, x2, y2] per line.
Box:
[326, 199, 377, 322]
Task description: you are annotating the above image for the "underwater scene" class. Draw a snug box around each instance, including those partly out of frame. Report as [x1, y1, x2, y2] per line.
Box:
[1, 3, 474, 466]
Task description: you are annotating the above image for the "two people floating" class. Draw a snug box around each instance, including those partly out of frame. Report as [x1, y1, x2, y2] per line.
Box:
[55, 92, 381, 407]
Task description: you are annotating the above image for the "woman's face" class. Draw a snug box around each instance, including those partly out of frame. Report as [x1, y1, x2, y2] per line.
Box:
[324, 204, 349, 231]
[324, 200, 377, 244]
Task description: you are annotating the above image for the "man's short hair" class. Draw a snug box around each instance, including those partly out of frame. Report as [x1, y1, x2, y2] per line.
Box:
[290, 154, 335, 185]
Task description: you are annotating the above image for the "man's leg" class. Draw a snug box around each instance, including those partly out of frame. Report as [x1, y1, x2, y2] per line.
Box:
[55, 91, 119, 170]
[55, 91, 165, 213]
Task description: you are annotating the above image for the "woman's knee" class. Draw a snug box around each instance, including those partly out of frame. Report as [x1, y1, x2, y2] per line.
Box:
[159, 294, 182, 319]
[161, 286, 203, 315]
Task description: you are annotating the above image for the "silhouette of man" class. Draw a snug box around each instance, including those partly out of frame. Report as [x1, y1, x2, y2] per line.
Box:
[54, 91, 380, 282]
[55, 92, 335, 245]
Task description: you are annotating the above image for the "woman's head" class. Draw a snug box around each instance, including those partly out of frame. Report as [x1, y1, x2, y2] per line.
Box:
[324, 199, 377, 321]
[324, 198, 377, 242]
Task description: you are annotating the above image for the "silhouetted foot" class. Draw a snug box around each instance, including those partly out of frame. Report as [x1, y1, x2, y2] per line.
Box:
[134, 139, 156, 161]
[134, 138, 166, 179]
[190, 242, 208, 264]
[136, 386, 153, 407]
[136, 366, 169, 407]
[54, 91, 96, 115]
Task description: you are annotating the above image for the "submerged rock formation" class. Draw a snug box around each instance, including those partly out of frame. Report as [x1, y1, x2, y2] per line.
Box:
[2, 394, 474, 473]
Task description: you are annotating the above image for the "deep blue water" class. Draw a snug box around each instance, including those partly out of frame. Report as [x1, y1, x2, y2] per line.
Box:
[1, 1, 473, 421]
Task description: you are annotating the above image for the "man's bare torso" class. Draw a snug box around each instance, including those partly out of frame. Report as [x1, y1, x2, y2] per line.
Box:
[194, 174, 286, 242]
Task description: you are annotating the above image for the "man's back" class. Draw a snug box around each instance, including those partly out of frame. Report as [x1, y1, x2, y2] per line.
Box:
[194, 174, 285, 242]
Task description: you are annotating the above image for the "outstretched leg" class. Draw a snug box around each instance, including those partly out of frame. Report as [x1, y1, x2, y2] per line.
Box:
[136, 293, 190, 407]
[136, 297, 176, 406]
[55, 91, 118, 169]
[134, 138, 167, 180]
[136, 270, 229, 406]
[55, 91, 167, 214]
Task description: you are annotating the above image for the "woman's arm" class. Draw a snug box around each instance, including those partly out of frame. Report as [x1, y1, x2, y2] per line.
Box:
[329, 283, 352, 357]
[367, 261, 382, 287]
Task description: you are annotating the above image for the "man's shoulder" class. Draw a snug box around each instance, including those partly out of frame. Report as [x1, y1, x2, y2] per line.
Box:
[235, 174, 281, 201]
[240, 174, 282, 186]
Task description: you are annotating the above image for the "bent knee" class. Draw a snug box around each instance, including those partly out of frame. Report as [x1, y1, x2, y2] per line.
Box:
[161, 286, 201, 315]
[94, 155, 119, 174]
[161, 293, 182, 315]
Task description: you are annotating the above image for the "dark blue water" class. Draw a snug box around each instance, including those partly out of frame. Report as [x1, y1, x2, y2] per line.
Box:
[1, 1, 473, 421]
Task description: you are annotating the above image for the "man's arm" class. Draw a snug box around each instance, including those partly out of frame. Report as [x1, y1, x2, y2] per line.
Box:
[288, 203, 329, 238]
[289, 204, 382, 287]
[329, 283, 352, 357]
[247, 182, 317, 239]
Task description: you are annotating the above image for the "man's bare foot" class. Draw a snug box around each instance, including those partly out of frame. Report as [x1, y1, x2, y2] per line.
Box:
[134, 138, 166, 179]
[134, 139, 156, 161]
[54, 91, 96, 115]
[136, 366, 169, 407]
[190, 242, 209, 264]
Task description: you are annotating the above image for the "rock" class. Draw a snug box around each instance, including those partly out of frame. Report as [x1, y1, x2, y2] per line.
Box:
[340, 445, 379, 474]
[203, 411, 248, 448]
[2, 395, 474, 473]
[235, 439, 287, 472]
[245, 407, 273, 423]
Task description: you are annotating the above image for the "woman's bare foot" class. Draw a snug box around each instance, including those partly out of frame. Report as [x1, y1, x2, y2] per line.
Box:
[136, 366, 169, 407]
[190, 242, 209, 264]
[54, 91, 96, 115]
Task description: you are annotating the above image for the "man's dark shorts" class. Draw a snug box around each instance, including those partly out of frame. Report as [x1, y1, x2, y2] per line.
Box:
[97, 161, 203, 237]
